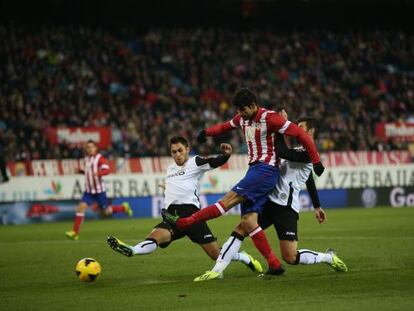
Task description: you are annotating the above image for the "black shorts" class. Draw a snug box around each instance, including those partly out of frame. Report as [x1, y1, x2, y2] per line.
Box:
[154, 204, 217, 248]
[258, 200, 299, 241]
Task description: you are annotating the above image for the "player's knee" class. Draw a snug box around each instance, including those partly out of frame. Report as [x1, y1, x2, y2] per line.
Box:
[240, 217, 257, 233]
[77, 203, 87, 213]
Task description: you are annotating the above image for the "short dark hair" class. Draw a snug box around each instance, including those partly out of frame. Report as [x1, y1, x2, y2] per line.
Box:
[296, 116, 318, 135]
[169, 136, 189, 148]
[232, 88, 257, 108]
[275, 106, 286, 113]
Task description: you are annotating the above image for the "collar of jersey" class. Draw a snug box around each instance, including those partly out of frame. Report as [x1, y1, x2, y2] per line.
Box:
[252, 107, 264, 122]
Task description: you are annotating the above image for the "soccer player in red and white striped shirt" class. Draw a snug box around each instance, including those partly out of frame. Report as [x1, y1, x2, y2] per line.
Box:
[65, 140, 133, 240]
[163, 88, 325, 279]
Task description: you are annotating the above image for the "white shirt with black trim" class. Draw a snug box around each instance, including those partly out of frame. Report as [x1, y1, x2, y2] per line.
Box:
[268, 147, 313, 213]
[164, 157, 212, 209]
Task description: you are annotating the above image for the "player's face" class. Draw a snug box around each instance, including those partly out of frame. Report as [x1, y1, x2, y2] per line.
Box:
[298, 121, 308, 133]
[298, 121, 315, 140]
[170, 143, 189, 166]
[85, 143, 98, 156]
[237, 104, 258, 120]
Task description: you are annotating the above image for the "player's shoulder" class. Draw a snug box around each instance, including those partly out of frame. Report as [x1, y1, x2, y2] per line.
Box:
[188, 156, 198, 165]
[263, 108, 279, 117]
[190, 156, 203, 167]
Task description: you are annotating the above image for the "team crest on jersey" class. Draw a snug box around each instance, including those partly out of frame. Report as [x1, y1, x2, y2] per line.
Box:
[280, 193, 287, 200]
[245, 123, 262, 140]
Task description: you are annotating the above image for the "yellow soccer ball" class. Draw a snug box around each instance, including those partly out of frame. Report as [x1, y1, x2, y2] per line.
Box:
[75, 258, 101, 282]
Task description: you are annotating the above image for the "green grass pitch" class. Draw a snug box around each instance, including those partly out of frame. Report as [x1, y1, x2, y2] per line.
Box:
[1, 207, 414, 311]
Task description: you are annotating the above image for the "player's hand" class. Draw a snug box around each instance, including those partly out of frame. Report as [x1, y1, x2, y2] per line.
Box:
[314, 207, 326, 224]
[220, 143, 233, 156]
[197, 130, 207, 144]
[313, 162, 325, 176]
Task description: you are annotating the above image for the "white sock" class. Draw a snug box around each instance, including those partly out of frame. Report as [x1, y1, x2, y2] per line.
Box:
[212, 234, 243, 274]
[297, 249, 333, 265]
[132, 239, 158, 255]
[232, 252, 250, 265]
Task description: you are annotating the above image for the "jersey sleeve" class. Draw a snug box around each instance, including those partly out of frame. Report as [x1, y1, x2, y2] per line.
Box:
[275, 133, 311, 163]
[98, 156, 110, 176]
[205, 114, 240, 136]
[305, 174, 321, 208]
[229, 114, 241, 128]
[195, 154, 230, 170]
[268, 114, 320, 164]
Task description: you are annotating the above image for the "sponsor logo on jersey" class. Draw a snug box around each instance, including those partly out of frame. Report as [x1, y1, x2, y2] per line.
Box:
[167, 170, 186, 179]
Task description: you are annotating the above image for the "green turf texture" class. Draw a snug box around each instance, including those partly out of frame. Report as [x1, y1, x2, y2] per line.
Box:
[1, 207, 413, 311]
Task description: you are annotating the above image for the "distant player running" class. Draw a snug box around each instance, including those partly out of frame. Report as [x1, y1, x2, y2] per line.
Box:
[107, 136, 262, 275]
[65, 140, 132, 240]
[194, 113, 346, 281]
[163, 88, 325, 277]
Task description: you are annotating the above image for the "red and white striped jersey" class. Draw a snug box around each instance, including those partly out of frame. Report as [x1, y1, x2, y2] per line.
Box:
[230, 108, 286, 166]
[205, 107, 320, 166]
[83, 153, 110, 194]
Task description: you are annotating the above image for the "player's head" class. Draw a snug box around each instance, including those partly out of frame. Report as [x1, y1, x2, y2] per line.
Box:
[297, 117, 317, 140]
[85, 140, 98, 156]
[169, 136, 190, 166]
[233, 88, 258, 120]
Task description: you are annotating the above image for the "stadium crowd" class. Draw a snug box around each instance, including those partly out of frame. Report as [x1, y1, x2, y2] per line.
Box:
[1, 24, 413, 160]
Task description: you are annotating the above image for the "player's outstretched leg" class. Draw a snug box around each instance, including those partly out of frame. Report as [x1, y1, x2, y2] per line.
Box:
[108, 236, 159, 257]
[107, 235, 134, 257]
[109, 202, 133, 217]
[326, 248, 348, 272]
[122, 202, 133, 217]
[65, 230, 79, 241]
[65, 211, 84, 241]
[194, 252, 263, 282]
[162, 202, 226, 229]
[295, 248, 348, 272]
[194, 270, 224, 282]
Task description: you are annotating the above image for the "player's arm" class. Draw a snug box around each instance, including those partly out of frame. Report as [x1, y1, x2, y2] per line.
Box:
[269, 114, 324, 176]
[275, 133, 310, 163]
[97, 157, 110, 176]
[305, 174, 326, 224]
[195, 143, 232, 168]
[197, 115, 241, 143]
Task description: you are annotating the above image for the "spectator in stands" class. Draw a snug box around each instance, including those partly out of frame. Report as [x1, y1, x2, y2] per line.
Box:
[0, 129, 10, 183]
[0, 25, 413, 160]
